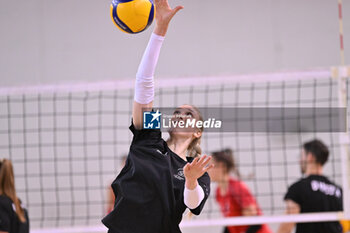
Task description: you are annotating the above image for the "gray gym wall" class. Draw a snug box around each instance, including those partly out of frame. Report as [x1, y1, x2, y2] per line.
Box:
[0, 0, 349, 87]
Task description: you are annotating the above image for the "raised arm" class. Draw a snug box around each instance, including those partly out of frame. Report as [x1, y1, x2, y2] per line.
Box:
[132, 0, 184, 129]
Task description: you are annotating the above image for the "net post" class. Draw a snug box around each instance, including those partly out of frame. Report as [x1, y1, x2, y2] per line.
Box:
[333, 66, 350, 219]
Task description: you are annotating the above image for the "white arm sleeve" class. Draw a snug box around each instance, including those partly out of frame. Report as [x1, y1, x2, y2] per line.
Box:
[134, 33, 165, 104]
[184, 182, 205, 209]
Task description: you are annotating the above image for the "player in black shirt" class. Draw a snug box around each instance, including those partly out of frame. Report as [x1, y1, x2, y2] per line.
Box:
[277, 139, 343, 233]
[102, 1, 213, 232]
[0, 159, 29, 233]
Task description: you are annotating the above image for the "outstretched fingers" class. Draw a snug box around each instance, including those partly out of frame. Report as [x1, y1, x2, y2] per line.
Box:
[154, 0, 183, 11]
[171, 5, 184, 17]
[153, 0, 184, 35]
[199, 155, 212, 167]
[203, 163, 215, 173]
[191, 156, 200, 166]
[191, 155, 212, 171]
[197, 155, 213, 173]
[195, 155, 206, 164]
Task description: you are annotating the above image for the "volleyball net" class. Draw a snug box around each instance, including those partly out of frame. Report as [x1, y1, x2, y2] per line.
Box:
[0, 67, 349, 233]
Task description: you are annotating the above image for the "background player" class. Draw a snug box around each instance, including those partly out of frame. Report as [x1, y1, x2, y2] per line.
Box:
[208, 149, 272, 233]
[277, 139, 343, 233]
[0, 159, 29, 233]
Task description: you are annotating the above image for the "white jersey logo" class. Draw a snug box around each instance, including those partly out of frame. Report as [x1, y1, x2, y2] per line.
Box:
[174, 168, 185, 180]
[156, 149, 168, 156]
[311, 180, 341, 198]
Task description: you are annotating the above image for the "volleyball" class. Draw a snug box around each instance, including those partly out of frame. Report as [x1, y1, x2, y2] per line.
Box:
[110, 0, 155, 34]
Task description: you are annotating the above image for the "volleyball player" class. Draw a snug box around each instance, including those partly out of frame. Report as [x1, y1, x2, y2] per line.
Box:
[102, 0, 213, 232]
[208, 149, 272, 233]
[277, 139, 343, 233]
[0, 159, 29, 233]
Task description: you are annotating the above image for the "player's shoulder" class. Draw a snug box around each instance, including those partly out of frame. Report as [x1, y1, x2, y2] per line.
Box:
[0, 195, 15, 214]
[0, 196, 27, 212]
[0, 195, 12, 207]
[321, 175, 341, 188]
[284, 178, 307, 203]
[306, 175, 341, 187]
[229, 177, 247, 188]
[288, 175, 341, 192]
[228, 177, 252, 194]
[307, 175, 343, 195]
[287, 177, 307, 191]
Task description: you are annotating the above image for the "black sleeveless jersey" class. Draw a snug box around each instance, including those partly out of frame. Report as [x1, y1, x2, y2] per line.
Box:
[284, 175, 343, 233]
[102, 121, 210, 233]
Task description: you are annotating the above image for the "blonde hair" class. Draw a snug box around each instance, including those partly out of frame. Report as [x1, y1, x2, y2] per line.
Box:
[0, 159, 27, 223]
[168, 105, 204, 158]
[187, 105, 204, 157]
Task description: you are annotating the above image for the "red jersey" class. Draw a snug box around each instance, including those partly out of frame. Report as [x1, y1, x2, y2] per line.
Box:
[216, 178, 272, 233]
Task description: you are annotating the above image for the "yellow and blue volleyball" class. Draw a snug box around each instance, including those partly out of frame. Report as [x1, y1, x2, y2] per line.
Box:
[110, 0, 155, 34]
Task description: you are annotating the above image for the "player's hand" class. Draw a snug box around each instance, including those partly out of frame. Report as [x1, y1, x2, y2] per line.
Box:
[183, 155, 214, 185]
[153, 0, 184, 36]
